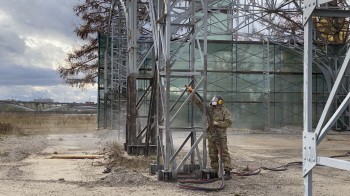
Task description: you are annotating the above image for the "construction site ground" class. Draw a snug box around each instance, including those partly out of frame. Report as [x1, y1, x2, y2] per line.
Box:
[1, 127, 350, 196]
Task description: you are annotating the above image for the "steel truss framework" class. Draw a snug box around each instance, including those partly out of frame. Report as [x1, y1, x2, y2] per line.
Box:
[303, 0, 350, 195]
[98, 0, 350, 192]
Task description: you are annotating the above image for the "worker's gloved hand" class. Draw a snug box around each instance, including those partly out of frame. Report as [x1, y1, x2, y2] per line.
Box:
[185, 85, 193, 93]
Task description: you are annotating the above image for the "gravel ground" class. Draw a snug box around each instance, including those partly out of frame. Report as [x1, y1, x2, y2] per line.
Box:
[1, 128, 350, 196]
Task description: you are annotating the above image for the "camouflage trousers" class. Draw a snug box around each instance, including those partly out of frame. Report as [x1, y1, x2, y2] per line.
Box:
[207, 127, 232, 173]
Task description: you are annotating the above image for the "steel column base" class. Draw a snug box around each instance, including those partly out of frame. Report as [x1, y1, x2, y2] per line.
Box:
[158, 170, 173, 181]
[124, 144, 157, 155]
[201, 169, 217, 179]
[149, 164, 164, 175]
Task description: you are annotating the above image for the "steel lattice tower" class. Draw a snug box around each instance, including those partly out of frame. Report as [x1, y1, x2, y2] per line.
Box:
[100, 1, 350, 194]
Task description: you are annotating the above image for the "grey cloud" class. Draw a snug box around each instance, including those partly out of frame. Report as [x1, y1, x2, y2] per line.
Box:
[0, 0, 79, 37]
[0, 0, 79, 85]
[0, 64, 62, 86]
[0, 0, 92, 102]
[0, 29, 26, 56]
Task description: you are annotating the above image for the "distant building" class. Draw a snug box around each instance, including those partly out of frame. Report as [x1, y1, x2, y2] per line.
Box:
[33, 98, 54, 103]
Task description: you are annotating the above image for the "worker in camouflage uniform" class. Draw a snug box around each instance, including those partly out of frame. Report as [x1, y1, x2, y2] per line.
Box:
[187, 86, 233, 179]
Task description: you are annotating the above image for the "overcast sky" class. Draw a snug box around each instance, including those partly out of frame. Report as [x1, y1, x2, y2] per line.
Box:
[0, 0, 97, 103]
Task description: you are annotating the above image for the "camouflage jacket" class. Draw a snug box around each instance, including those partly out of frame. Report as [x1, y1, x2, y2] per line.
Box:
[192, 96, 232, 129]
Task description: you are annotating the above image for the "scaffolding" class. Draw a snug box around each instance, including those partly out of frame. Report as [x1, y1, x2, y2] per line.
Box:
[97, 0, 350, 194]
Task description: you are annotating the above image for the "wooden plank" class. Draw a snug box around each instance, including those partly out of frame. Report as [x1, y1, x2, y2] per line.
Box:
[50, 155, 104, 159]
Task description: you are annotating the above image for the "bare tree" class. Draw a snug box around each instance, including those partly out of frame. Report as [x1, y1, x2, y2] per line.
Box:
[58, 0, 350, 88]
[58, 0, 113, 88]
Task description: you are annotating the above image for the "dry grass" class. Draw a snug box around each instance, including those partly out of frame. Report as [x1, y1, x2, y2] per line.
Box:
[0, 112, 97, 135]
[0, 122, 15, 134]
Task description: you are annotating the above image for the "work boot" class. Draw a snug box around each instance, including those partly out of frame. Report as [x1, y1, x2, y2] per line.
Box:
[224, 170, 232, 180]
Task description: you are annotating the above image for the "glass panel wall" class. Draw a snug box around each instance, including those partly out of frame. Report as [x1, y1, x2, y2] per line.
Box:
[98, 40, 328, 130]
[168, 41, 327, 130]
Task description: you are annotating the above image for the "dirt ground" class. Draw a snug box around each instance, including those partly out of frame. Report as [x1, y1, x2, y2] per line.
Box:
[1, 127, 350, 196]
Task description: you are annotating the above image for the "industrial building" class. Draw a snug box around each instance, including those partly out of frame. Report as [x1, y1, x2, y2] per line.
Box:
[96, 1, 350, 195]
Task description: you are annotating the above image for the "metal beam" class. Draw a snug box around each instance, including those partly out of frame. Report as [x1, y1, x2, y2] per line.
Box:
[318, 157, 350, 171]
[303, 10, 313, 196]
